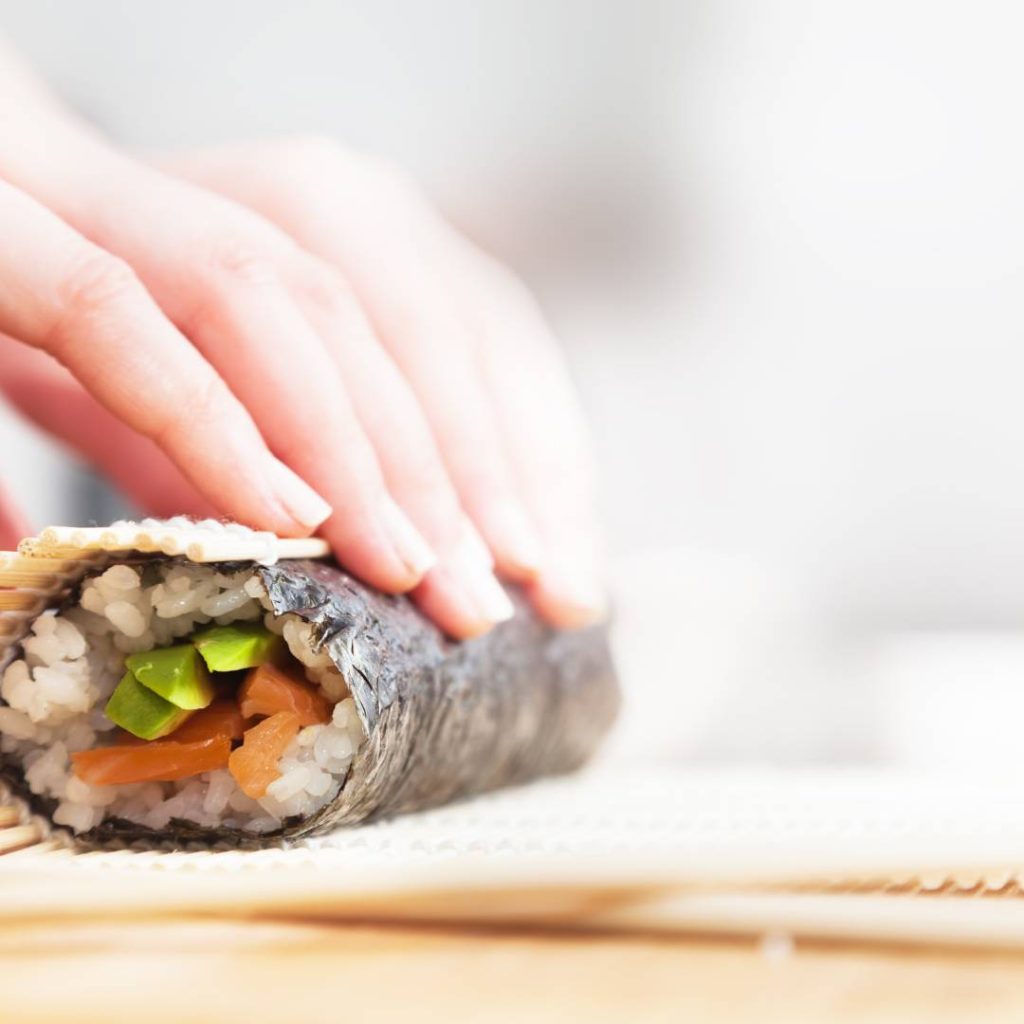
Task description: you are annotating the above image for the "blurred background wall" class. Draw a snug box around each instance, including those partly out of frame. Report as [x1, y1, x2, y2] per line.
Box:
[3, 0, 1023, 768]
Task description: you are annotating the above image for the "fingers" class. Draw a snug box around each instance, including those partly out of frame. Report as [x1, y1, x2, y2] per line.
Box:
[0, 178, 331, 538]
[69, 161, 439, 592]
[435, 240, 608, 627]
[319, 216, 544, 583]
[161, 142, 604, 630]
[0, 479, 30, 549]
[155, 149, 519, 634]
[292, 265, 514, 635]
[273, 153, 605, 626]
[0, 334, 217, 519]
[410, 517, 517, 637]
[172, 238, 437, 592]
[163, 145, 543, 583]
[10, 121, 442, 596]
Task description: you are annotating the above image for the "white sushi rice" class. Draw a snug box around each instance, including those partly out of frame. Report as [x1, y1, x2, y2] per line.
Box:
[0, 562, 365, 834]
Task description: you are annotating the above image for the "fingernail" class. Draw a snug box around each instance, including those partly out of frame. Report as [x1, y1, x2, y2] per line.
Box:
[468, 563, 516, 622]
[379, 496, 437, 578]
[458, 517, 496, 568]
[483, 502, 543, 578]
[451, 531, 515, 623]
[264, 456, 332, 531]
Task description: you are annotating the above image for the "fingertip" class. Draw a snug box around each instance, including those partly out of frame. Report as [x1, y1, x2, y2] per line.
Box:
[473, 501, 544, 582]
[320, 521, 424, 595]
[378, 496, 438, 578]
[527, 571, 609, 630]
[413, 557, 515, 640]
[319, 498, 443, 594]
[412, 582, 497, 640]
[262, 455, 332, 535]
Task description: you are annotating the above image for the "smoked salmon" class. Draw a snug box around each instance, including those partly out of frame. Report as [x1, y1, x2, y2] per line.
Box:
[173, 699, 248, 743]
[238, 663, 331, 726]
[72, 736, 231, 786]
[228, 711, 301, 799]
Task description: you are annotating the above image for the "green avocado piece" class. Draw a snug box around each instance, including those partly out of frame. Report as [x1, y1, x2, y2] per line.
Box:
[191, 623, 285, 673]
[125, 644, 215, 710]
[105, 670, 192, 740]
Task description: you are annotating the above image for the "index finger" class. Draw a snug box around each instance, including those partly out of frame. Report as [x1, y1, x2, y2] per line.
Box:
[0, 333, 218, 520]
[0, 179, 331, 537]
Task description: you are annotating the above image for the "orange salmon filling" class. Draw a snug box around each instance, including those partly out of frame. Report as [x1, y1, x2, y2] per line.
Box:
[72, 736, 231, 785]
[73, 639, 333, 793]
[228, 711, 302, 799]
[238, 663, 331, 726]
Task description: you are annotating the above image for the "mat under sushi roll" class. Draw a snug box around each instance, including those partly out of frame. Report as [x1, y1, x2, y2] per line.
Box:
[0, 521, 619, 846]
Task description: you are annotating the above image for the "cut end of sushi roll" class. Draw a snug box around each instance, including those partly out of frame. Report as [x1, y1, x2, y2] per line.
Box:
[0, 520, 620, 848]
[0, 560, 365, 837]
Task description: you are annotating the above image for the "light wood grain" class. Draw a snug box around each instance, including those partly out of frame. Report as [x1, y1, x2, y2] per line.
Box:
[0, 917, 1021, 1024]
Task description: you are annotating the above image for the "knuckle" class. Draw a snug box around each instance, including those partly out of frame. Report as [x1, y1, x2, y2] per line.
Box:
[153, 372, 231, 450]
[189, 372, 231, 425]
[298, 259, 358, 314]
[60, 252, 140, 323]
[180, 232, 285, 337]
[204, 234, 279, 287]
[48, 251, 142, 357]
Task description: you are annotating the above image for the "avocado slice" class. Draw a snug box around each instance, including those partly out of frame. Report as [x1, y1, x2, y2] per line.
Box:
[105, 670, 193, 740]
[191, 623, 285, 673]
[125, 644, 215, 710]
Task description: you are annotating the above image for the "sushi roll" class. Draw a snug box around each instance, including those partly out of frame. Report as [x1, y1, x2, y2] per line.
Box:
[0, 520, 619, 846]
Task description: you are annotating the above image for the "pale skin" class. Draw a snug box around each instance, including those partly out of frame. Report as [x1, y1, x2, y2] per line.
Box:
[0, 41, 605, 640]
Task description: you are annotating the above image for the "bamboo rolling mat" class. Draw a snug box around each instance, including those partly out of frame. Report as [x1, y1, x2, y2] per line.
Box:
[5, 766, 1024, 949]
[4, 525, 1024, 951]
[0, 519, 330, 643]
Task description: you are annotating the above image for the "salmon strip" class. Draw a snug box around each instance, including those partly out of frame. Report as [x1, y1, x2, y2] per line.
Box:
[72, 736, 231, 786]
[113, 699, 246, 746]
[228, 711, 301, 799]
[238, 663, 331, 726]
[173, 699, 248, 743]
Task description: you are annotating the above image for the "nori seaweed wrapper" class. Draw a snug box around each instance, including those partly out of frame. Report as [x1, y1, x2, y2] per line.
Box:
[4, 558, 619, 848]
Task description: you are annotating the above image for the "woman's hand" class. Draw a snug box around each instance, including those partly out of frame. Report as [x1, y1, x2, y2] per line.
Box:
[0, 45, 605, 637]
[159, 139, 605, 633]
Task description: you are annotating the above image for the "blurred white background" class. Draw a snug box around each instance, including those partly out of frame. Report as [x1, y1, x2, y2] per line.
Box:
[3, 0, 1023, 770]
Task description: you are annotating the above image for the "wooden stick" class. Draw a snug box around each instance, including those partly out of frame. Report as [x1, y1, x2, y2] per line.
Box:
[0, 555, 77, 573]
[275, 538, 332, 560]
[17, 524, 332, 567]
[0, 824, 42, 854]
[0, 592, 45, 613]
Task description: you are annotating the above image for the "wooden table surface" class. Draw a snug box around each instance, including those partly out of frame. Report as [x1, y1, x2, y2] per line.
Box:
[1, 915, 1022, 1023]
